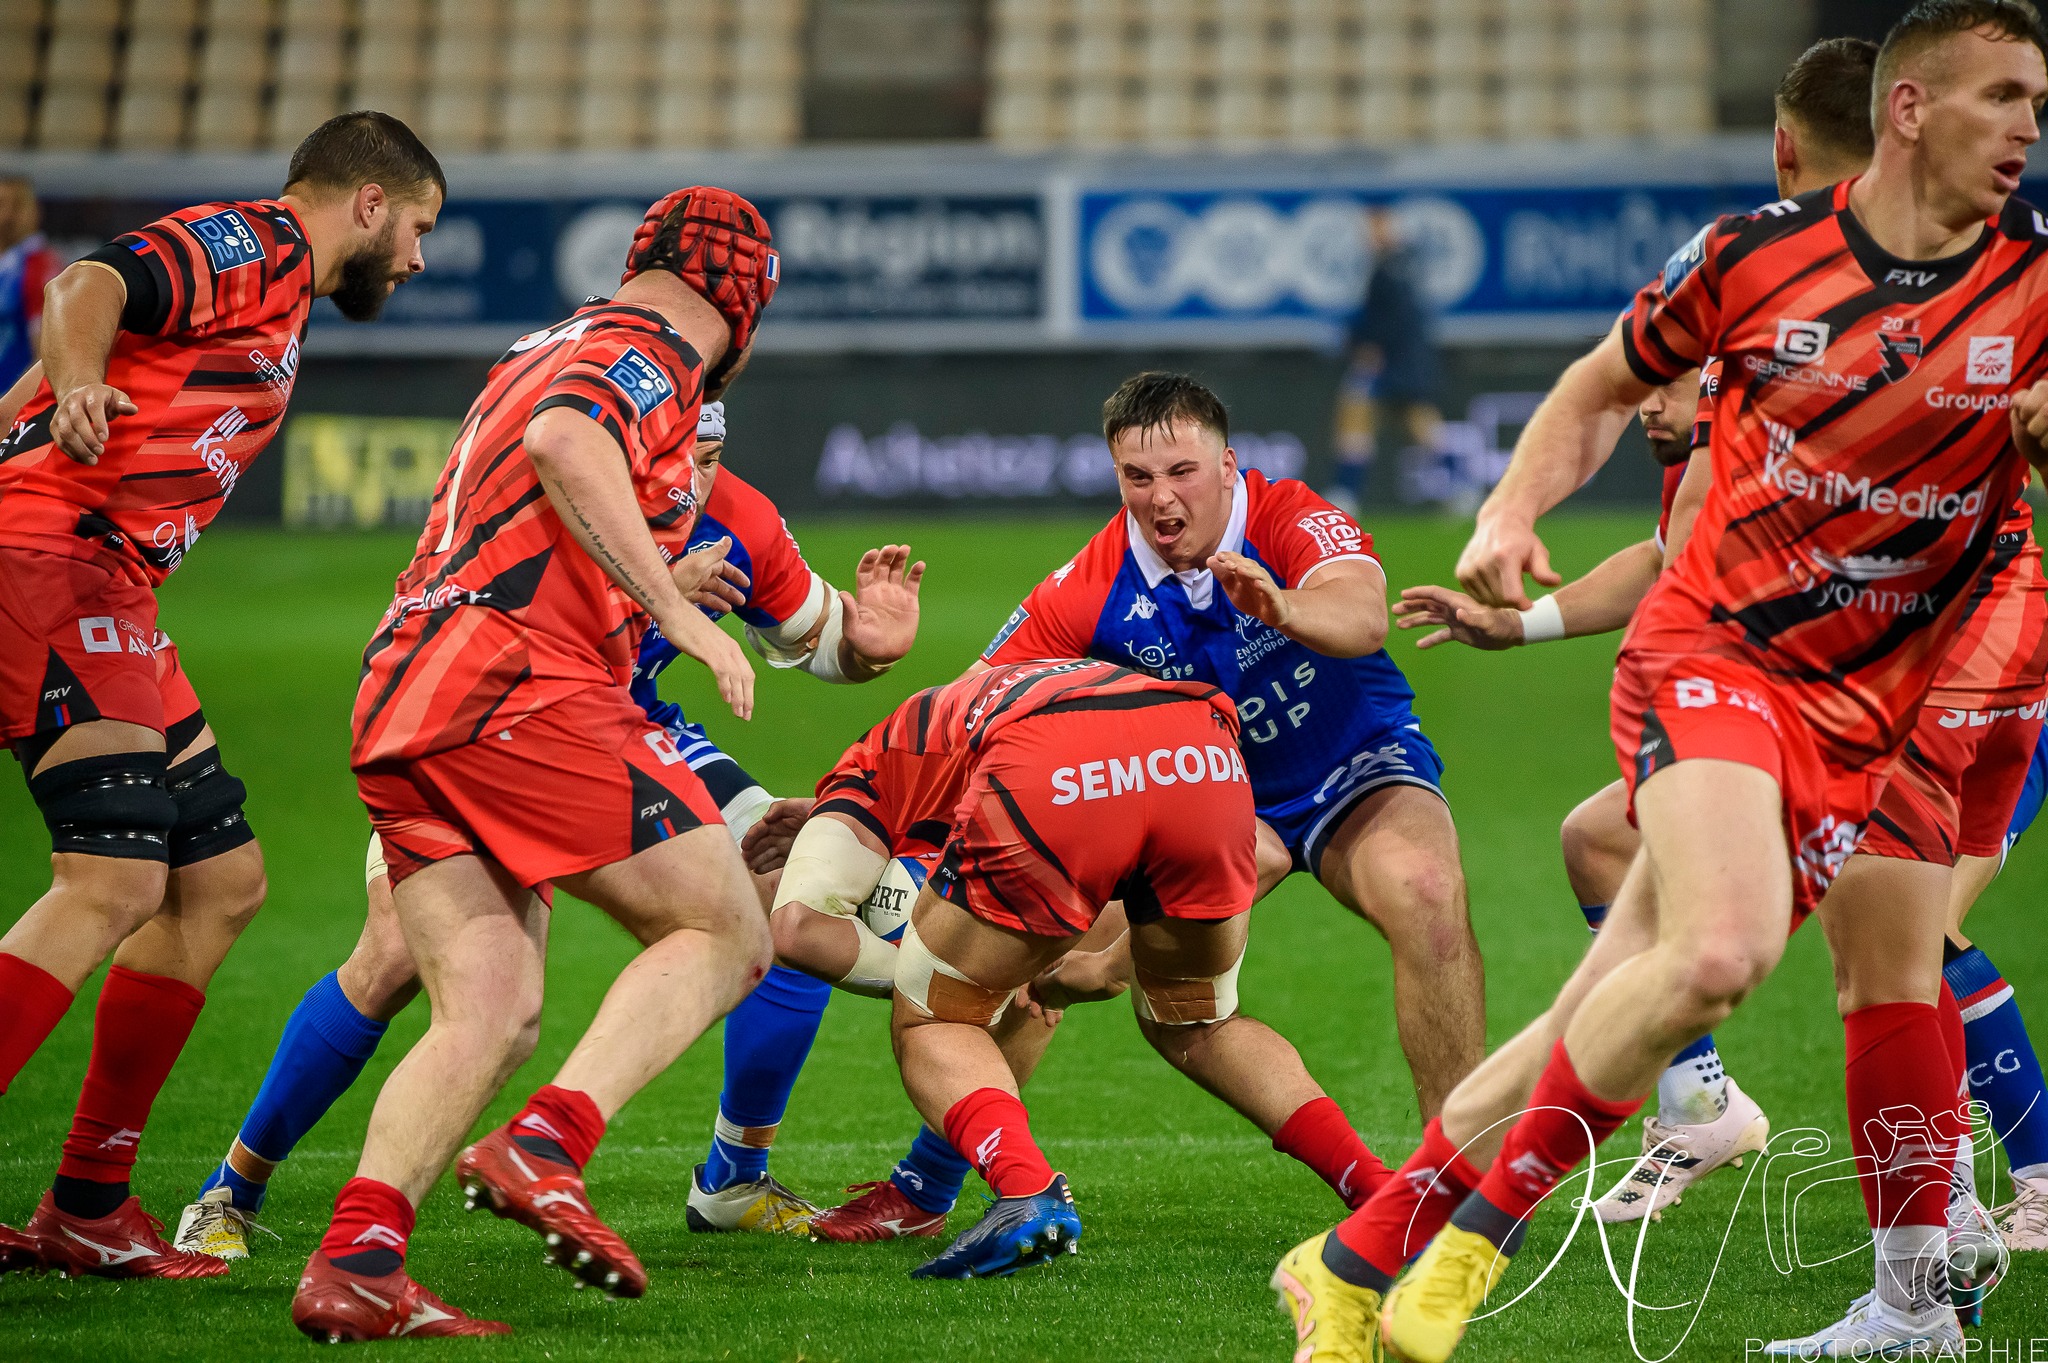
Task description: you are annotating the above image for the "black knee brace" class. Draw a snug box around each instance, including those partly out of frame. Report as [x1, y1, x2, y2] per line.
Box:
[167, 745, 254, 866]
[26, 751, 177, 861]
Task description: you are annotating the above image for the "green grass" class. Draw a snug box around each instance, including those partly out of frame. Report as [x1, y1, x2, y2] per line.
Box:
[2, 515, 2044, 1361]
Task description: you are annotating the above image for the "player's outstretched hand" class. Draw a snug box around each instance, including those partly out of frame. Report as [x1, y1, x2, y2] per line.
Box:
[840, 545, 925, 667]
[1210, 550, 1291, 629]
[49, 382, 137, 464]
[2013, 377, 2048, 469]
[1025, 939, 1131, 1018]
[670, 535, 751, 612]
[1393, 584, 1524, 650]
[662, 604, 755, 720]
[1456, 516, 1559, 610]
[740, 797, 816, 876]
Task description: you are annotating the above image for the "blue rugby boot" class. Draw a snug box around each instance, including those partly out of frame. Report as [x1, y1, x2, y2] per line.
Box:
[909, 1174, 1080, 1279]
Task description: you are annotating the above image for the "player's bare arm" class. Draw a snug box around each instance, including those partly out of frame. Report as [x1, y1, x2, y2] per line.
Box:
[39, 260, 135, 464]
[1210, 553, 1387, 657]
[2010, 377, 2048, 472]
[0, 360, 41, 429]
[1459, 320, 1652, 608]
[526, 404, 755, 719]
[1396, 536, 1662, 650]
[1661, 446, 1712, 567]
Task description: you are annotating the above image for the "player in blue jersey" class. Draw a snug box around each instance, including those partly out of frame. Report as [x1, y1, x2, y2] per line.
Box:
[171, 404, 928, 1258]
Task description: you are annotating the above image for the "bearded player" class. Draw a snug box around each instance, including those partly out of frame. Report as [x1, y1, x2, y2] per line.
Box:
[0, 112, 442, 1279]
[1277, 5, 2048, 1359]
[291, 188, 780, 1340]
[169, 403, 924, 1257]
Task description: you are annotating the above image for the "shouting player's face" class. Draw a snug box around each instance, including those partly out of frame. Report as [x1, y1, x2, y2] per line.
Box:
[1637, 372, 1699, 467]
[1111, 419, 1238, 573]
[331, 191, 440, 322]
[1913, 27, 2047, 221]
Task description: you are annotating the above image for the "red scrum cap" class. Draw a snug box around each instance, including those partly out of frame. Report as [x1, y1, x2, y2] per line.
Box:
[621, 186, 780, 354]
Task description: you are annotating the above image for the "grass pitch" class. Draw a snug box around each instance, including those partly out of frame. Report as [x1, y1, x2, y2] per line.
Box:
[2, 514, 2043, 1361]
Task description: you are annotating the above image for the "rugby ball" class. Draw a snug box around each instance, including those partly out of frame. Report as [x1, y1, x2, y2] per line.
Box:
[859, 855, 929, 944]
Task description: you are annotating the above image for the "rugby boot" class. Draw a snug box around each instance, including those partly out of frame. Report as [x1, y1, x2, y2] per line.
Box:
[23, 1190, 229, 1279]
[174, 1185, 278, 1261]
[1271, 1231, 1384, 1362]
[909, 1173, 1079, 1279]
[292, 1248, 509, 1341]
[455, 1124, 646, 1298]
[1761, 1295, 1962, 1358]
[1377, 1225, 1512, 1363]
[1595, 1079, 1770, 1224]
[1948, 1187, 2007, 1328]
[809, 1180, 948, 1242]
[1993, 1175, 2048, 1250]
[685, 1164, 818, 1234]
[0, 1222, 41, 1274]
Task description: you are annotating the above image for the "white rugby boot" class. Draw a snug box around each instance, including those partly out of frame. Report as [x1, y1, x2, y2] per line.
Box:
[1595, 1077, 1769, 1223]
[1993, 1175, 2048, 1251]
[173, 1186, 274, 1261]
[1762, 1295, 1962, 1359]
[685, 1164, 818, 1234]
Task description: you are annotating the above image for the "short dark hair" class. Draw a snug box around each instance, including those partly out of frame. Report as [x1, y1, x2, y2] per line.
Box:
[283, 111, 445, 204]
[1776, 38, 1879, 162]
[1874, 0, 2048, 119]
[1102, 371, 1229, 447]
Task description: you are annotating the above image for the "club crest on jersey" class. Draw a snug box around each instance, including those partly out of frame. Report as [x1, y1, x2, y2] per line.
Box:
[1876, 317, 1922, 383]
[602, 347, 676, 417]
[1968, 336, 2014, 386]
[184, 209, 264, 273]
[1774, 319, 1829, 365]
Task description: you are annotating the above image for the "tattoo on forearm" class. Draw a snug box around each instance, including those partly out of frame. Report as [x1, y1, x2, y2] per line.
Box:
[558, 486, 656, 609]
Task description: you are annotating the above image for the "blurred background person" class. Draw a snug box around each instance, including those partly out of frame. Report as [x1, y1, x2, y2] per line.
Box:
[1325, 206, 1443, 516]
[0, 175, 58, 390]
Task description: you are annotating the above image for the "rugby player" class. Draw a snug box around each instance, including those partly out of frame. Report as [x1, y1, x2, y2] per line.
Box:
[291, 188, 780, 1340]
[1389, 38, 1880, 1227]
[0, 111, 442, 1279]
[758, 683, 1391, 1247]
[1275, 5, 2048, 1358]
[169, 403, 924, 1257]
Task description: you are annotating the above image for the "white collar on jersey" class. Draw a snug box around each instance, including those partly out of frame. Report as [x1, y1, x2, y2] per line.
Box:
[1125, 472, 1248, 611]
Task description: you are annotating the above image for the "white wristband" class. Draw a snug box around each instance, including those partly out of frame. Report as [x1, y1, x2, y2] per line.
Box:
[1518, 595, 1565, 644]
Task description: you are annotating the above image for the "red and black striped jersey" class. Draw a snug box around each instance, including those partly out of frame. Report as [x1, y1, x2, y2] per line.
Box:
[1928, 497, 2047, 705]
[1620, 179, 2048, 765]
[0, 200, 312, 584]
[352, 301, 705, 766]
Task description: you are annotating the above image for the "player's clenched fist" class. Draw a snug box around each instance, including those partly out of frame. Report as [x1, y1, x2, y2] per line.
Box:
[1455, 514, 1560, 610]
[2012, 377, 2048, 468]
[1393, 584, 1524, 650]
[49, 382, 138, 464]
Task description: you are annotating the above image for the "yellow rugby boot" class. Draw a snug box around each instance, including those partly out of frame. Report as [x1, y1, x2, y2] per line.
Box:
[1271, 1231, 1383, 1362]
[1377, 1225, 1512, 1363]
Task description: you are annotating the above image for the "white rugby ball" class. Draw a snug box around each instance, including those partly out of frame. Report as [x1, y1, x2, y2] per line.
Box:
[859, 855, 928, 944]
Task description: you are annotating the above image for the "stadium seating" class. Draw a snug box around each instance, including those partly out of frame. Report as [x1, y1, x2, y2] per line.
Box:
[4, 0, 809, 153]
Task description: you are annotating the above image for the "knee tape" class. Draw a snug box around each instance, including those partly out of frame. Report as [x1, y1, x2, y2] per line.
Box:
[894, 921, 1010, 1027]
[1132, 947, 1244, 1026]
[365, 831, 389, 886]
[772, 816, 889, 917]
[26, 750, 177, 862]
[836, 915, 901, 999]
[167, 745, 254, 866]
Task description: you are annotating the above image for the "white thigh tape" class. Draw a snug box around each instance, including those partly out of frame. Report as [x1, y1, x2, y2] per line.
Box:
[836, 916, 900, 998]
[771, 815, 888, 917]
[893, 920, 1009, 1027]
[365, 831, 388, 886]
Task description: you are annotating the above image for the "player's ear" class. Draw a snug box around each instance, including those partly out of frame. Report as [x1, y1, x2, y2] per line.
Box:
[1220, 444, 1238, 481]
[353, 182, 388, 231]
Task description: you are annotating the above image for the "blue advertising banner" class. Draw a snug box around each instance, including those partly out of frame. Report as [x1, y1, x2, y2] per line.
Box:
[1075, 184, 1781, 334]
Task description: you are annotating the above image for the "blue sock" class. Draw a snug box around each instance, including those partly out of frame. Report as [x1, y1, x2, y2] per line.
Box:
[200, 972, 387, 1212]
[1946, 945, 2048, 1178]
[702, 965, 831, 1192]
[890, 1124, 971, 1215]
[1670, 1033, 1717, 1066]
[1578, 901, 1608, 931]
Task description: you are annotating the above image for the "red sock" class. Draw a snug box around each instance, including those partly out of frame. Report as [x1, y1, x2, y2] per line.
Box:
[1937, 980, 1967, 1110]
[319, 1177, 416, 1263]
[511, 1084, 606, 1170]
[55, 966, 204, 1183]
[943, 1087, 1055, 1198]
[0, 953, 75, 1094]
[1845, 1002, 1957, 1233]
[1274, 1096, 1391, 1210]
[1330, 1116, 1484, 1283]
[1469, 1040, 1641, 1228]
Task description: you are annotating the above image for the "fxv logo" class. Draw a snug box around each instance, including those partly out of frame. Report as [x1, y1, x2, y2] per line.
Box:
[1883, 268, 1936, 288]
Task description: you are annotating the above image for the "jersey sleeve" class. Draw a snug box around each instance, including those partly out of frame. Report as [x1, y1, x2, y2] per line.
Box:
[982, 549, 1114, 666]
[533, 324, 700, 469]
[1620, 214, 1736, 386]
[111, 205, 283, 339]
[1246, 475, 1380, 588]
[710, 475, 817, 630]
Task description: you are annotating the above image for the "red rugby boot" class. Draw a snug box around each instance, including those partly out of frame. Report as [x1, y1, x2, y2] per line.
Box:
[23, 1190, 228, 1279]
[0, 1222, 42, 1274]
[808, 1180, 948, 1243]
[455, 1125, 647, 1297]
[292, 1249, 509, 1341]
